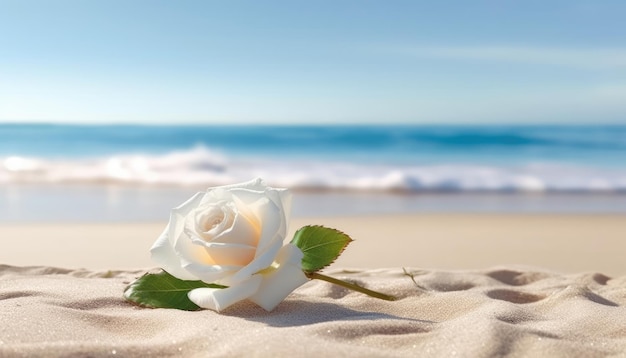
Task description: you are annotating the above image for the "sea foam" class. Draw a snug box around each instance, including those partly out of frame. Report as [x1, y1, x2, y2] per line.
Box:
[1, 146, 625, 193]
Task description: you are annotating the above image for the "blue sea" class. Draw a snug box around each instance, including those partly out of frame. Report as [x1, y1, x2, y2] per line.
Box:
[1, 124, 625, 221]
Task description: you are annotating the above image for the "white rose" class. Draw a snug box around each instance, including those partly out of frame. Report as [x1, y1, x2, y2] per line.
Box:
[150, 178, 308, 312]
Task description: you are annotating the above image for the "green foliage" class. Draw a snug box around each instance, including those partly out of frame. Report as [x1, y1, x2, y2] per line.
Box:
[124, 270, 226, 311]
[290, 225, 353, 273]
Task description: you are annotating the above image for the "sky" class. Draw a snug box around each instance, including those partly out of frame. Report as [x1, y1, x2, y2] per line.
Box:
[1, 0, 626, 125]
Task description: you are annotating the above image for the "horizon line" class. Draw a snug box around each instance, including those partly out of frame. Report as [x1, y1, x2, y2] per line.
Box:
[0, 121, 624, 127]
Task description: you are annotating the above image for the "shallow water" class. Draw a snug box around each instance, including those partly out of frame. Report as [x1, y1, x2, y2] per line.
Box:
[2, 184, 625, 222]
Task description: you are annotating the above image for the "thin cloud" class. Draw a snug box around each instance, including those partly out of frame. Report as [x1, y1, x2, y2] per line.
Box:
[397, 46, 626, 70]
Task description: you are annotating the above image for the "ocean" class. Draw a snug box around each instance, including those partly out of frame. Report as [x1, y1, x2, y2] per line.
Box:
[1, 124, 625, 221]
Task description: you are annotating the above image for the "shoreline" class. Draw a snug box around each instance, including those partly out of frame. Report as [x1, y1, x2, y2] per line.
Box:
[3, 185, 626, 224]
[2, 213, 625, 276]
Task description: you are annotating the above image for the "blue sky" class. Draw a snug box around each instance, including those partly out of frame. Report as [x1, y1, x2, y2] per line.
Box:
[1, 0, 625, 124]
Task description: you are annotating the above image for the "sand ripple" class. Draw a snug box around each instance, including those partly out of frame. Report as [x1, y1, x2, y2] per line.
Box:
[1, 265, 626, 357]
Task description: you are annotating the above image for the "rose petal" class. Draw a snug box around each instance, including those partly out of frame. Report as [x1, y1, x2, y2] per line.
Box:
[277, 189, 292, 224]
[224, 234, 283, 286]
[188, 274, 263, 312]
[169, 192, 206, 247]
[174, 234, 244, 283]
[277, 243, 305, 266]
[182, 261, 241, 284]
[191, 202, 235, 240]
[249, 244, 308, 311]
[174, 231, 216, 266]
[253, 189, 290, 253]
[172, 191, 206, 216]
[151, 192, 207, 282]
[197, 187, 262, 246]
[202, 178, 266, 202]
[204, 242, 256, 266]
[149, 224, 198, 281]
[227, 188, 285, 258]
[220, 177, 266, 191]
[227, 185, 270, 205]
[220, 181, 288, 254]
[199, 187, 235, 208]
[241, 195, 283, 256]
[207, 209, 260, 247]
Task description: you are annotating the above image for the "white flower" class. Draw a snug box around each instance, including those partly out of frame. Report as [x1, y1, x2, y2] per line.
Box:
[150, 178, 308, 312]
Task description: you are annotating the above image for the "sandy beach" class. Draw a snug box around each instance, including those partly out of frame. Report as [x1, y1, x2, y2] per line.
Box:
[2, 214, 625, 275]
[1, 214, 626, 357]
[4, 0, 626, 355]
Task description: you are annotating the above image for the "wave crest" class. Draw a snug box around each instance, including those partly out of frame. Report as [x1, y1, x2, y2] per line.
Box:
[1, 146, 625, 193]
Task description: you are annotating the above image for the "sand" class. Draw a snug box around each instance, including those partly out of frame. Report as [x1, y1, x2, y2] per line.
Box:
[2, 214, 625, 275]
[2, 214, 626, 357]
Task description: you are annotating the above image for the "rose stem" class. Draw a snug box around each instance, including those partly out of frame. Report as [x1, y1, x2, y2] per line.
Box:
[305, 272, 396, 301]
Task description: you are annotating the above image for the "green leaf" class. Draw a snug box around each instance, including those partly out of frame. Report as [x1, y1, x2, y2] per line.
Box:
[124, 270, 226, 311]
[290, 225, 353, 273]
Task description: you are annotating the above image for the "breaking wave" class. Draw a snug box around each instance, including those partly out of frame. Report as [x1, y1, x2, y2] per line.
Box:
[1, 146, 625, 193]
